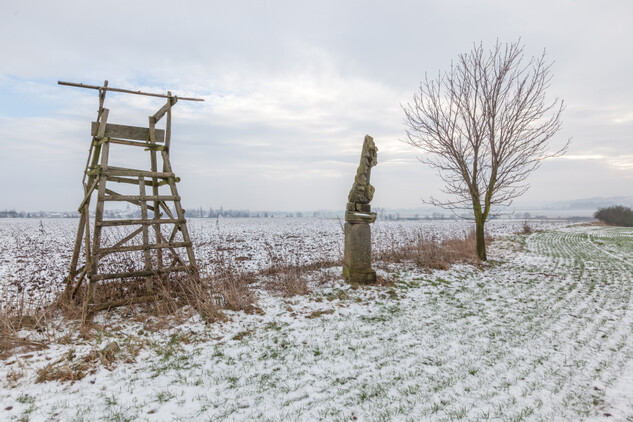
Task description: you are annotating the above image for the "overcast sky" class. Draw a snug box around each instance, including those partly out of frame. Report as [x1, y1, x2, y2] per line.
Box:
[1, 0, 632, 212]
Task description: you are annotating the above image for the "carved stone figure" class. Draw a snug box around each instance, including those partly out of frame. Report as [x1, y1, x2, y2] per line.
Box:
[343, 135, 378, 284]
[347, 135, 378, 205]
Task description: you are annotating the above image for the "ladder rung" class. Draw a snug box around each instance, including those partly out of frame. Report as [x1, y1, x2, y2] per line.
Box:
[98, 241, 192, 255]
[102, 195, 180, 202]
[106, 167, 175, 178]
[97, 218, 185, 227]
[92, 265, 194, 281]
[107, 138, 165, 150]
[106, 176, 181, 186]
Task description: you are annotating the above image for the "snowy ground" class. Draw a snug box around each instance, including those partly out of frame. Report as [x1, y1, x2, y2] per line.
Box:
[2, 221, 633, 421]
[0, 217, 566, 303]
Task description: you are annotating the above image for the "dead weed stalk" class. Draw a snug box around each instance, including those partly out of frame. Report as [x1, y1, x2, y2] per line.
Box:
[375, 229, 488, 270]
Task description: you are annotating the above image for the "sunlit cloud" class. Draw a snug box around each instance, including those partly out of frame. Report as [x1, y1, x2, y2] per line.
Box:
[560, 154, 606, 161]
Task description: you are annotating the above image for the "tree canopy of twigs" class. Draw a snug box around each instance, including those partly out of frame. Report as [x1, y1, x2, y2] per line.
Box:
[402, 40, 569, 260]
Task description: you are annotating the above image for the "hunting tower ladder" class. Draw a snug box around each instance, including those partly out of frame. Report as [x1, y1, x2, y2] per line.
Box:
[61, 80, 203, 312]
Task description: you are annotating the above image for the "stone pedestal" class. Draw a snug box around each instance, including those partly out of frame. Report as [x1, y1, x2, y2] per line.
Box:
[343, 204, 377, 284]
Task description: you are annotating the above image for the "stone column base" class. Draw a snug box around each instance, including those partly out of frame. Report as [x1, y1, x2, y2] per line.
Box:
[342, 265, 376, 284]
[343, 217, 376, 285]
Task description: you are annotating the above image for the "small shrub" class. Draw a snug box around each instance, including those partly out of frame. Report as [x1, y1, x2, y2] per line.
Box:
[594, 205, 633, 227]
[520, 220, 533, 234]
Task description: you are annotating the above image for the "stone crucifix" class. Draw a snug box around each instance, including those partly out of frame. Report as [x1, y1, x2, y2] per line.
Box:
[343, 134, 378, 284]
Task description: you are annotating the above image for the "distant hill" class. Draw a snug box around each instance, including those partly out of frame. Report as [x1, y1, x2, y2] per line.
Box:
[543, 196, 633, 210]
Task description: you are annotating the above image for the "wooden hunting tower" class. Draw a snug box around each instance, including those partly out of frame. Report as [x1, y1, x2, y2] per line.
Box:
[61, 80, 202, 312]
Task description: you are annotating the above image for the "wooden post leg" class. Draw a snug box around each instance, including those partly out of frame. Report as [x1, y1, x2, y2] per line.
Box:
[66, 210, 87, 293]
[139, 177, 154, 293]
[84, 203, 94, 309]
[86, 140, 110, 310]
[161, 150, 198, 278]
[161, 102, 197, 279]
[149, 116, 163, 278]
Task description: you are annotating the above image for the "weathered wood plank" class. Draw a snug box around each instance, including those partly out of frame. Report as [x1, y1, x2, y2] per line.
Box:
[67, 207, 88, 293]
[83, 207, 92, 280]
[96, 109, 109, 138]
[161, 149, 198, 277]
[59, 81, 204, 102]
[168, 223, 180, 243]
[106, 176, 177, 186]
[153, 97, 178, 123]
[107, 138, 164, 150]
[102, 227, 144, 259]
[106, 176, 143, 186]
[148, 119, 163, 272]
[97, 218, 184, 227]
[69, 267, 87, 299]
[138, 177, 152, 273]
[91, 122, 165, 142]
[87, 139, 110, 306]
[104, 188, 156, 211]
[97, 241, 192, 255]
[165, 93, 173, 152]
[77, 176, 100, 212]
[106, 167, 174, 178]
[102, 195, 180, 202]
[159, 201, 176, 220]
[148, 117, 157, 144]
[158, 177, 179, 186]
[156, 230, 186, 267]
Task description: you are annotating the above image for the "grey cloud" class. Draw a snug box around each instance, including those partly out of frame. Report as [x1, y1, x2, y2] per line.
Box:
[1, 0, 632, 211]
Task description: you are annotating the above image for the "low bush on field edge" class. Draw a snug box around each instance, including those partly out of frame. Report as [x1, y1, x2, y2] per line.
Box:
[594, 205, 633, 227]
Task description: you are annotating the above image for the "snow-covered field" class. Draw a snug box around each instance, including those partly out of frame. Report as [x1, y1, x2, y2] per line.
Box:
[0, 217, 565, 302]
[2, 219, 633, 421]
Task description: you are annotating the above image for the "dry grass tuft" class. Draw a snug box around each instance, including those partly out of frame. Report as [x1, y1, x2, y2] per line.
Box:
[35, 338, 147, 383]
[205, 259, 258, 313]
[0, 295, 57, 360]
[152, 275, 228, 324]
[375, 229, 486, 270]
[258, 241, 341, 297]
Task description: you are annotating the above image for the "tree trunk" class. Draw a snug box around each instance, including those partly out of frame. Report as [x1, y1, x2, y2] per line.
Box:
[475, 217, 487, 261]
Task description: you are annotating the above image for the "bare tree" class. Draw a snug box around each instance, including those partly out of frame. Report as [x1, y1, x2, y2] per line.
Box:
[402, 40, 569, 260]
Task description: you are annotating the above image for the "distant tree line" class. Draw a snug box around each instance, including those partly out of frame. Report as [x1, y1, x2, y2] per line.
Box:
[594, 205, 633, 227]
[186, 207, 320, 218]
[0, 210, 78, 218]
[186, 207, 254, 218]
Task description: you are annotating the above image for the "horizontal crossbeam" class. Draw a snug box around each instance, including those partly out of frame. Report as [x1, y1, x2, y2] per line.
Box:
[106, 176, 180, 186]
[105, 167, 175, 178]
[104, 189, 156, 211]
[106, 138, 165, 150]
[97, 218, 184, 227]
[97, 241, 192, 255]
[102, 195, 180, 202]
